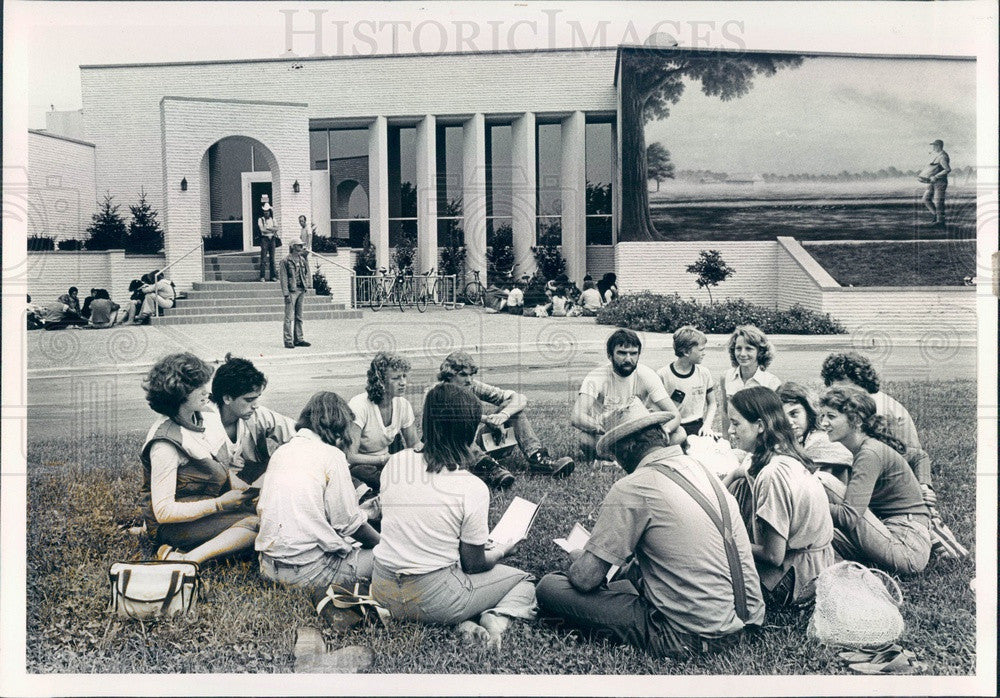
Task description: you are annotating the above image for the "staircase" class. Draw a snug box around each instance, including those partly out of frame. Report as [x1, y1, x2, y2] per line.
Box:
[151, 252, 361, 325]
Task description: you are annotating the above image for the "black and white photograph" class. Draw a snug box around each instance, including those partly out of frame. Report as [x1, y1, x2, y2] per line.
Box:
[2, 1, 997, 695]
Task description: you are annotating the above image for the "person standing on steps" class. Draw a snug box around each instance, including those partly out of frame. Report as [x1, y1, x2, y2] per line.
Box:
[258, 202, 279, 282]
[279, 239, 311, 349]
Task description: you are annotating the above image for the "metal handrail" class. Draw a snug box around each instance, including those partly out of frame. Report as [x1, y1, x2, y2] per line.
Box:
[309, 250, 356, 276]
[146, 239, 203, 325]
[158, 238, 205, 277]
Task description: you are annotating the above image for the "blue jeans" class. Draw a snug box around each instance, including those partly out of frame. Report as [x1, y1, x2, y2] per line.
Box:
[283, 289, 305, 346]
[259, 236, 277, 280]
[371, 560, 536, 625]
[260, 548, 374, 593]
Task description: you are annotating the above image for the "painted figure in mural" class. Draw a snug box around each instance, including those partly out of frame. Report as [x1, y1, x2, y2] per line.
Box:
[919, 139, 951, 226]
[279, 239, 311, 349]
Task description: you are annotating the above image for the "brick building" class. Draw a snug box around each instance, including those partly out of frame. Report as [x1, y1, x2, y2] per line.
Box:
[30, 47, 623, 291]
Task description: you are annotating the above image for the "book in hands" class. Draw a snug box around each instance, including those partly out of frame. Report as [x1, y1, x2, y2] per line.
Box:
[553, 522, 619, 583]
[488, 496, 543, 548]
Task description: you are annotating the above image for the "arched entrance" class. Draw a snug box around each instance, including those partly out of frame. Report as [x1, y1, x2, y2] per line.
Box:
[201, 136, 280, 252]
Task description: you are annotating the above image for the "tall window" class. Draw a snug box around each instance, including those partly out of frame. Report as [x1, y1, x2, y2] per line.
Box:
[388, 126, 417, 252]
[536, 123, 562, 245]
[437, 125, 464, 250]
[487, 124, 513, 250]
[586, 121, 614, 245]
[310, 128, 370, 248]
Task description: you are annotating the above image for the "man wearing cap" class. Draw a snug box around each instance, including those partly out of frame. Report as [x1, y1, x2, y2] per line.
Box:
[920, 139, 951, 227]
[571, 329, 680, 463]
[279, 238, 311, 349]
[536, 399, 765, 659]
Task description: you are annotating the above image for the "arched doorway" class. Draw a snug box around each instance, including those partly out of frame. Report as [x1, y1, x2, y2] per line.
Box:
[201, 136, 279, 251]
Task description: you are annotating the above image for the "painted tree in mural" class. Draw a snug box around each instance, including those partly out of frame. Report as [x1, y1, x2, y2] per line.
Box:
[620, 48, 804, 240]
[646, 143, 675, 192]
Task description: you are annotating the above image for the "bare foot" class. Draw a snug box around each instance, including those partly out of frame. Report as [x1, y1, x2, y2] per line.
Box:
[457, 620, 491, 646]
[478, 612, 510, 652]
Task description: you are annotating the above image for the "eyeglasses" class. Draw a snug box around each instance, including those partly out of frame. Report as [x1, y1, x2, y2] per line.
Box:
[457, 370, 477, 377]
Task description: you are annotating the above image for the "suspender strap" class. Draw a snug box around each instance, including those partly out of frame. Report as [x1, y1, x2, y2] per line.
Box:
[649, 463, 750, 623]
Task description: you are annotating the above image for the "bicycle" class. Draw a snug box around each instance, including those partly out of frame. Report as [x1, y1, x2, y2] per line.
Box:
[367, 266, 408, 312]
[463, 265, 518, 307]
[427, 268, 457, 310]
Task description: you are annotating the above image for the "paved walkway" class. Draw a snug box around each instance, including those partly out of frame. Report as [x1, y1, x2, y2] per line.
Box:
[24, 306, 975, 378]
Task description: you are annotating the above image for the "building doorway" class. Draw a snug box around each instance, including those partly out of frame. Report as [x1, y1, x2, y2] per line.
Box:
[242, 173, 273, 249]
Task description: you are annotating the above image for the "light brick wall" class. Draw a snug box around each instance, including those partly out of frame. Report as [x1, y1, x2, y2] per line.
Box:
[26, 251, 165, 304]
[160, 97, 311, 290]
[80, 49, 618, 218]
[775, 237, 829, 312]
[27, 131, 97, 241]
[312, 250, 356, 307]
[821, 288, 976, 335]
[615, 241, 779, 305]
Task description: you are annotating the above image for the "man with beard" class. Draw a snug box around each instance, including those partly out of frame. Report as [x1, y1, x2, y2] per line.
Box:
[572, 329, 681, 463]
[209, 353, 297, 488]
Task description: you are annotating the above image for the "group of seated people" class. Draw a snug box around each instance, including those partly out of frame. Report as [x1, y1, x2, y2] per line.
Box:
[28, 272, 176, 330]
[484, 272, 619, 318]
[136, 326, 959, 660]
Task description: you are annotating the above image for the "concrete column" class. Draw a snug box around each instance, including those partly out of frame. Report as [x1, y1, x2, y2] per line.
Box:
[368, 116, 390, 270]
[415, 115, 438, 274]
[463, 113, 487, 286]
[511, 113, 537, 278]
[560, 111, 587, 285]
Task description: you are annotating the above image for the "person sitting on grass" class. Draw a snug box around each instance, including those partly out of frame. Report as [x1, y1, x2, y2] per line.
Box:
[504, 281, 525, 315]
[345, 352, 421, 493]
[140, 352, 258, 565]
[596, 272, 618, 305]
[256, 392, 380, 603]
[209, 353, 296, 488]
[719, 325, 780, 436]
[438, 351, 575, 487]
[722, 387, 835, 607]
[777, 382, 853, 483]
[546, 286, 569, 317]
[572, 329, 681, 464]
[657, 325, 718, 437]
[815, 387, 932, 575]
[577, 279, 603, 316]
[371, 383, 538, 650]
[483, 282, 508, 314]
[536, 399, 764, 659]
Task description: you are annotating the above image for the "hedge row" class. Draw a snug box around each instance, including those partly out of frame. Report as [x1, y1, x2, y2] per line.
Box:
[595, 292, 847, 335]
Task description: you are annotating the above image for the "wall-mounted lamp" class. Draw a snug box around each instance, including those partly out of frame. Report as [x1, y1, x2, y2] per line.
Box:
[180, 177, 188, 192]
[292, 180, 300, 193]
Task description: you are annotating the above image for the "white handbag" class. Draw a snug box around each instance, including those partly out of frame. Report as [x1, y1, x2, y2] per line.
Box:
[807, 561, 905, 647]
[108, 561, 200, 620]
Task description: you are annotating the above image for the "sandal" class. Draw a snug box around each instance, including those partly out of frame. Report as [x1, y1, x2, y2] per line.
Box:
[155, 544, 182, 561]
[849, 647, 925, 675]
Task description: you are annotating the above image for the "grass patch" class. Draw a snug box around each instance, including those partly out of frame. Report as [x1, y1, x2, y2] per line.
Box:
[804, 241, 976, 287]
[26, 380, 976, 674]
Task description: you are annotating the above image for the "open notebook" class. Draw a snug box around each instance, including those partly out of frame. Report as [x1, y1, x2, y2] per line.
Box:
[553, 522, 620, 583]
[488, 495, 546, 548]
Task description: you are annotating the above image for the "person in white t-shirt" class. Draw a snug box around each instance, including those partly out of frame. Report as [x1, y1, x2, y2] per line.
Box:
[719, 325, 781, 436]
[657, 325, 718, 437]
[346, 352, 421, 492]
[371, 383, 537, 649]
[577, 279, 603, 316]
[504, 282, 525, 315]
[572, 329, 680, 462]
[257, 391, 380, 596]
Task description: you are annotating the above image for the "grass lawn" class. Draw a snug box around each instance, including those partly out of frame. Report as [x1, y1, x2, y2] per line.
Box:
[803, 241, 977, 287]
[25, 380, 976, 675]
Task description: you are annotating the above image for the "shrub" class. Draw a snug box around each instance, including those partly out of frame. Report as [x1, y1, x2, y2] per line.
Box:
[27, 235, 55, 251]
[440, 243, 466, 277]
[85, 193, 128, 250]
[595, 292, 846, 335]
[354, 241, 376, 276]
[312, 234, 339, 254]
[686, 249, 736, 303]
[393, 232, 416, 272]
[313, 269, 331, 296]
[57, 239, 85, 251]
[532, 244, 566, 281]
[126, 189, 164, 254]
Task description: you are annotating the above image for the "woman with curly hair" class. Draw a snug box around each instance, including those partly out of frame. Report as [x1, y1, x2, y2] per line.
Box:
[140, 352, 258, 564]
[346, 352, 421, 491]
[719, 325, 780, 435]
[722, 387, 834, 606]
[777, 382, 853, 483]
[816, 387, 931, 574]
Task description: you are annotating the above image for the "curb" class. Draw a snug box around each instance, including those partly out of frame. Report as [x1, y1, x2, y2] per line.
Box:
[26, 331, 976, 381]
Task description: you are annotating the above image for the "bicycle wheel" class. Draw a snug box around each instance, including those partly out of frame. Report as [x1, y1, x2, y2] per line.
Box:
[415, 286, 428, 313]
[395, 281, 406, 312]
[463, 281, 484, 306]
[369, 282, 386, 311]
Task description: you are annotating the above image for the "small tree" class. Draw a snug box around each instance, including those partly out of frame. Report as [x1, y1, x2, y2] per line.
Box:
[393, 231, 416, 272]
[686, 249, 735, 304]
[312, 269, 331, 296]
[646, 142, 675, 192]
[85, 193, 128, 250]
[127, 189, 164, 254]
[354, 239, 377, 276]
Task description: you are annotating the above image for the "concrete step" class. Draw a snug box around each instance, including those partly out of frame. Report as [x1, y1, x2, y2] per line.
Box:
[192, 281, 284, 291]
[205, 258, 261, 268]
[204, 271, 272, 282]
[156, 308, 362, 325]
[183, 289, 318, 300]
[171, 300, 340, 315]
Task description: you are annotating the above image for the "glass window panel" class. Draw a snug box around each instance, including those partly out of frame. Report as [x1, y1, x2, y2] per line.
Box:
[487, 125, 512, 218]
[208, 137, 252, 222]
[537, 124, 562, 216]
[586, 122, 613, 215]
[328, 130, 370, 221]
[437, 218, 464, 248]
[586, 216, 613, 245]
[536, 216, 562, 246]
[437, 126, 464, 217]
[389, 127, 417, 219]
[329, 129, 368, 159]
[389, 219, 417, 249]
[310, 131, 328, 170]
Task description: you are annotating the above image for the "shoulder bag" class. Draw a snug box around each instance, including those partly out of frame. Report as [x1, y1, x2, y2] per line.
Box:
[108, 560, 200, 620]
